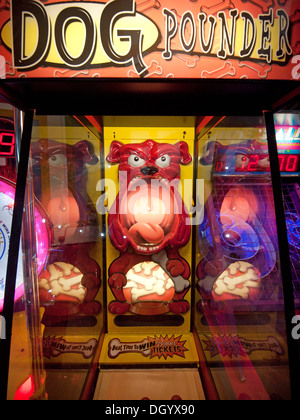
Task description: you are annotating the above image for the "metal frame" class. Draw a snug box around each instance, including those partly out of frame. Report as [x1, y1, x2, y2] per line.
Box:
[264, 110, 300, 400]
[0, 110, 34, 401]
[0, 79, 299, 399]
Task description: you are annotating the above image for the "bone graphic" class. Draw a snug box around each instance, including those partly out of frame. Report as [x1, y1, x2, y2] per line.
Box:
[128, 60, 163, 78]
[293, 41, 300, 55]
[290, 9, 300, 24]
[176, 54, 200, 68]
[200, 0, 235, 14]
[108, 338, 151, 359]
[151, 249, 190, 292]
[3, 60, 15, 77]
[54, 69, 89, 78]
[0, 56, 5, 79]
[136, 0, 161, 13]
[239, 336, 285, 355]
[238, 61, 272, 79]
[47, 338, 97, 359]
[240, 0, 274, 13]
[201, 61, 236, 79]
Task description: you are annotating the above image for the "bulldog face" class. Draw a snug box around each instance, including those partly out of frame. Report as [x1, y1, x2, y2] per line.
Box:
[107, 140, 192, 254]
[107, 140, 192, 184]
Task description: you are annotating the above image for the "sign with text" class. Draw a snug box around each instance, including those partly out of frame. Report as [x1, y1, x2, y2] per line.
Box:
[0, 0, 299, 79]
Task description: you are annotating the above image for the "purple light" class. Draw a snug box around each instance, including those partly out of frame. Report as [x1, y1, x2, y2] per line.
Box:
[0, 178, 50, 311]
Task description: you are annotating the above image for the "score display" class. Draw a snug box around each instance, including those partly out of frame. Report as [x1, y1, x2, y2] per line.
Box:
[0, 132, 15, 156]
[215, 153, 300, 173]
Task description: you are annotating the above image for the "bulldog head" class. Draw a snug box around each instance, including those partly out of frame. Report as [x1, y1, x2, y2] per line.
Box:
[107, 140, 191, 183]
[107, 140, 192, 254]
[31, 139, 99, 244]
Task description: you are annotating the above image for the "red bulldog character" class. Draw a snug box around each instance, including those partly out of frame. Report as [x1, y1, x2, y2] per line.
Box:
[107, 140, 192, 316]
[31, 139, 101, 324]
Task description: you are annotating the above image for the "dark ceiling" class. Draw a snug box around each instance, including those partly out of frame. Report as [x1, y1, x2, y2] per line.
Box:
[0, 78, 299, 116]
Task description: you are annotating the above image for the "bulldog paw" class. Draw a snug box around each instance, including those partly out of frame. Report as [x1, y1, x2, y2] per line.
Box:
[108, 301, 130, 314]
[109, 272, 127, 289]
[166, 259, 185, 277]
[80, 301, 101, 315]
[169, 300, 190, 314]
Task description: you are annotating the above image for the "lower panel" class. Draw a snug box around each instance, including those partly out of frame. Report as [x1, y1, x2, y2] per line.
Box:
[93, 368, 205, 401]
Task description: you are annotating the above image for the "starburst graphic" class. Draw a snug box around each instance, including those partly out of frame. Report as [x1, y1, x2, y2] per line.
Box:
[203, 334, 247, 358]
[147, 335, 188, 360]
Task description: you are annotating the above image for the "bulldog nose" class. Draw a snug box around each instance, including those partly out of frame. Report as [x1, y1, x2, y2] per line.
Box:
[140, 166, 158, 175]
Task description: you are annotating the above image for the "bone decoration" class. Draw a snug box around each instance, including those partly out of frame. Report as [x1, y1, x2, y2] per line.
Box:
[38, 262, 87, 302]
[213, 261, 261, 300]
[124, 261, 174, 302]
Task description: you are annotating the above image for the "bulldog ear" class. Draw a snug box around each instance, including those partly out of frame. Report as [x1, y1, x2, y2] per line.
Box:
[74, 140, 98, 164]
[107, 141, 124, 163]
[175, 141, 192, 165]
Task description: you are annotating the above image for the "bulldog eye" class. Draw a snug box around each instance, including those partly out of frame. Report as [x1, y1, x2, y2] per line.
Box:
[128, 154, 146, 167]
[155, 154, 170, 168]
[48, 154, 67, 166]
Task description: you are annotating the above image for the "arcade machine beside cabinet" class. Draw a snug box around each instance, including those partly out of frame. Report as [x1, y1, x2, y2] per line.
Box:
[274, 113, 300, 312]
[0, 0, 299, 401]
[194, 115, 300, 400]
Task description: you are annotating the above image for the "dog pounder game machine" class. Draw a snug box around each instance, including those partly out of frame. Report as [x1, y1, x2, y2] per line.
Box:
[194, 115, 299, 400]
[0, 0, 299, 401]
[274, 113, 300, 312]
[94, 116, 204, 400]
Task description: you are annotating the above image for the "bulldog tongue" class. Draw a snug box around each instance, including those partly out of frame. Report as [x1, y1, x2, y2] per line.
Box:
[129, 222, 164, 245]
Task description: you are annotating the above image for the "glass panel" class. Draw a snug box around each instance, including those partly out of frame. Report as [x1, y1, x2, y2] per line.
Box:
[194, 115, 291, 400]
[3, 111, 295, 400]
[0, 104, 47, 399]
[30, 115, 103, 400]
[274, 112, 300, 314]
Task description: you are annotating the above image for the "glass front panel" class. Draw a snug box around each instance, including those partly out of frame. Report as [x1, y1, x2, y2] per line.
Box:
[274, 112, 300, 312]
[30, 114, 104, 399]
[0, 104, 47, 399]
[194, 115, 291, 400]
[2, 111, 296, 400]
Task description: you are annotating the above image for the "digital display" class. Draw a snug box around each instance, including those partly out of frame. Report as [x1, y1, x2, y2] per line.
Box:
[0, 132, 15, 156]
[278, 155, 299, 172]
[215, 154, 300, 173]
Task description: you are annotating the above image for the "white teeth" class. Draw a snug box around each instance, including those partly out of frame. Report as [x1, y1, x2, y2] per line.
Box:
[127, 176, 170, 187]
[128, 177, 141, 185]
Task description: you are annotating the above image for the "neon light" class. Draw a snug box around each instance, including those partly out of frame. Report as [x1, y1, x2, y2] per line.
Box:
[0, 133, 15, 156]
[235, 154, 299, 172]
[248, 155, 259, 171]
[241, 156, 248, 171]
[286, 155, 298, 172]
[278, 155, 299, 172]
[14, 375, 35, 400]
[215, 161, 223, 171]
[275, 126, 300, 143]
[0, 178, 50, 312]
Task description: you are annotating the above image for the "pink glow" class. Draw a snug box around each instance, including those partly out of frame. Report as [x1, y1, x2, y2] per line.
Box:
[14, 375, 34, 400]
[0, 178, 50, 311]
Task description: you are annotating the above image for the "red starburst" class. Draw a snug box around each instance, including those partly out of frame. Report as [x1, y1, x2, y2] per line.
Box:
[147, 334, 188, 360]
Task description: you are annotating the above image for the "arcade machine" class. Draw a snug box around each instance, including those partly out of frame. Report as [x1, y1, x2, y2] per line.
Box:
[0, 0, 299, 402]
[0, 108, 104, 400]
[0, 101, 50, 399]
[274, 113, 300, 312]
[93, 116, 205, 400]
[29, 114, 104, 400]
[0, 109, 299, 400]
[194, 115, 294, 400]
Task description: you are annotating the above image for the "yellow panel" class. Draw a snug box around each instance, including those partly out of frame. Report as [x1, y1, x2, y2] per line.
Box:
[103, 116, 195, 334]
[99, 333, 199, 365]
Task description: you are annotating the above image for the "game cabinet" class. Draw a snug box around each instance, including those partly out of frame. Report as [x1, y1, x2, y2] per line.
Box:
[194, 115, 293, 400]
